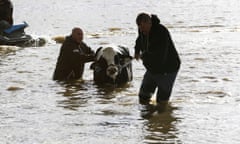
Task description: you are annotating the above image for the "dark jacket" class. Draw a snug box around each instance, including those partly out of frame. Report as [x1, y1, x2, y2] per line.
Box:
[0, 0, 13, 25]
[53, 36, 95, 81]
[134, 15, 181, 74]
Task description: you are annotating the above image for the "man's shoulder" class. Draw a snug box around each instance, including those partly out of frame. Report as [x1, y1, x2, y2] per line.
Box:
[153, 23, 169, 36]
[64, 36, 72, 42]
[80, 41, 87, 47]
[63, 36, 76, 45]
[80, 41, 92, 50]
[61, 36, 77, 50]
[156, 23, 168, 31]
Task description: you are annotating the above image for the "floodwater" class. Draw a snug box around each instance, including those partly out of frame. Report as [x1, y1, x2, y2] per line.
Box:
[1, 0, 240, 143]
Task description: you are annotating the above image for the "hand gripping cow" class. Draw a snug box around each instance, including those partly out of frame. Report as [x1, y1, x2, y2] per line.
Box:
[90, 45, 133, 85]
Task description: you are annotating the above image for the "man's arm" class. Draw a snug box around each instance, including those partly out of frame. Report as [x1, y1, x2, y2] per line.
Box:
[134, 35, 142, 60]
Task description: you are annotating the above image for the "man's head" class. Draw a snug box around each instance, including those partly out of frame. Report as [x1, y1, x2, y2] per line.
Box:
[71, 27, 83, 43]
[136, 13, 152, 35]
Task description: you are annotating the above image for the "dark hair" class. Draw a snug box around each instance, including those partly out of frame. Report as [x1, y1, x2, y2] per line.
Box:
[136, 13, 151, 25]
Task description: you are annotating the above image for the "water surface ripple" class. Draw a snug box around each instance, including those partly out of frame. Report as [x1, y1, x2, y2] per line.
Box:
[0, 0, 240, 143]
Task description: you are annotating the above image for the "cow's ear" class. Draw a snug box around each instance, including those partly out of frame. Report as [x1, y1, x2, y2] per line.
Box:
[129, 55, 133, 60]
[95, 47, 103, 56]
[123, 56, 133, 64]
[123, 55, 133, 60]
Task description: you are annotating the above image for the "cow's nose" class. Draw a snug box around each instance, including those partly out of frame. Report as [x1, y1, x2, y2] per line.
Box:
[107, 67, 117, 75]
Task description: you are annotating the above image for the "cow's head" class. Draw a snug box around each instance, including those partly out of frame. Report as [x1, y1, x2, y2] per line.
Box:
[91, 45, 132, 83]
[96, 46, 121, 80]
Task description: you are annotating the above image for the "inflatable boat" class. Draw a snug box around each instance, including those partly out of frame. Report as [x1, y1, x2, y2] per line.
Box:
[0, 21, 32, 46]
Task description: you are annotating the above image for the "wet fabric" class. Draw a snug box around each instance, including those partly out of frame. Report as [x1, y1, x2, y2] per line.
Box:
[53, 36, 94, 81]
[134, 15, 181, 74]
[139, 71, 178, 103]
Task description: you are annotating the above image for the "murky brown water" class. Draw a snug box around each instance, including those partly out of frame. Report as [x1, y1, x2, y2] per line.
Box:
[1, 0, 240, 143]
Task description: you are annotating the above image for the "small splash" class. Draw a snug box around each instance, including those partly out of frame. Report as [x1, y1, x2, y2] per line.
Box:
[33, 37, 48, 47]
[22, 37, 47, 47]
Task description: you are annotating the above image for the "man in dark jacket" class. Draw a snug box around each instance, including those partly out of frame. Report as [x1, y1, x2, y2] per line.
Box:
[134, 13, 181, 112]
[0, 0, 13, 25]
[53, 27, 95, 81]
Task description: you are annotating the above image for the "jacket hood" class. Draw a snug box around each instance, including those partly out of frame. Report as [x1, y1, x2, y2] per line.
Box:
[65, 35, 79, 44]
[151, 14, 160, 25]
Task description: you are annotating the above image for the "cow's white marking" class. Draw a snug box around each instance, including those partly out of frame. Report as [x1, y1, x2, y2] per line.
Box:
[94, 45, 132, 82]
[96, 46, 120, 80]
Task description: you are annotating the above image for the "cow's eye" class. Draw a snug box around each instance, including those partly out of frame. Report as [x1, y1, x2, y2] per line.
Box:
[119, 58, 125, 65]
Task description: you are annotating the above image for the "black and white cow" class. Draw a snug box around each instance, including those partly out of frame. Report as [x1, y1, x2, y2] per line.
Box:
[90, 45, 133, 84]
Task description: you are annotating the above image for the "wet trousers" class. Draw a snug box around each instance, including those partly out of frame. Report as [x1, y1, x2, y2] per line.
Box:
[139, 71, 178, 104]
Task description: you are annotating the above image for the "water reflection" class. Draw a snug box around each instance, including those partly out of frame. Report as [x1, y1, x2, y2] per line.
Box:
[94, 83, 132, 99]
[55, 80, 132, 111]
[142, 104, 181, 144]
[56, 80, 92, 110]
